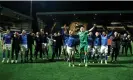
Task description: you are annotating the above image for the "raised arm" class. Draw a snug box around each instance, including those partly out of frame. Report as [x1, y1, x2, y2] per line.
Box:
[88, 24, 96, 32]
[47, 35, 50, 40]
[124, 27, 130, 35]
[107, 31, 113, 38]
[131, 37, 133, 43]
[107, 27, 115, 38]
[1, 35, 5, 47]
[11, 34, 14, 46]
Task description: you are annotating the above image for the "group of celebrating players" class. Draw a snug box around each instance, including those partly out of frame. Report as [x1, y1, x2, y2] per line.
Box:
[1, 24, 132, 67]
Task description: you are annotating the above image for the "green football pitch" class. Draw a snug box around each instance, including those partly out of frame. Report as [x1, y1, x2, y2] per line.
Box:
[0, 45, 133, 80]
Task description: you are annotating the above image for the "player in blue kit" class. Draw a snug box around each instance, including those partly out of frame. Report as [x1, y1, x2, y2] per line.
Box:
[87, 32, 94, 63]
[100, 30, 113, 64]
[20, 30, 28, 63]
[92, 32, 101, 63]
[66, 30, 76, 67]
[62, 30, 69, 61]
[2, 29, 12, 63]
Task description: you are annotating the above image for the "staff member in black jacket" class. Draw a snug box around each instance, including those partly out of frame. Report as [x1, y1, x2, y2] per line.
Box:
[50, 33, 58, 61]
[126, 34, 132, 56]
[121, 33, 127, 55]
[34, 32, 42, 61]
[27, 32, 34, 62]
[40, 29, 44, 59]
[57, 32, 63, 59]
[111, 32, 121, 62]
[117, 33, 121, 55]
[40, 31, 49, 60]
[11, 32, 20, 63]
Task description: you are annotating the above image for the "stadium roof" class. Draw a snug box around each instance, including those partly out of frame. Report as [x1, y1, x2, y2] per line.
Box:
[36, 11, 133, 15]
[37, 11, 133, 26]
[0, 5, 33, 20]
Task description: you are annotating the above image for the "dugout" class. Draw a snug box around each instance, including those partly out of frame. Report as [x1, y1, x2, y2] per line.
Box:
[0, 5, 33, 32]
[36, 11, 133, 34]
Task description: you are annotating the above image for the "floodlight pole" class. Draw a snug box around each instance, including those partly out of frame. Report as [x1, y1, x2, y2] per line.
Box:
[0, 5, 3, 28]
[30, 0, 32, 31]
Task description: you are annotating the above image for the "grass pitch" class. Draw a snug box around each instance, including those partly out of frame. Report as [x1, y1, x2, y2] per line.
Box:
[0, 45, 133, 80]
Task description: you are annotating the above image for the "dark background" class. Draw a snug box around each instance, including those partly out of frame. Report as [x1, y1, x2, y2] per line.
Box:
[0, 1, 132, 31]
[0, 1, 133, 16]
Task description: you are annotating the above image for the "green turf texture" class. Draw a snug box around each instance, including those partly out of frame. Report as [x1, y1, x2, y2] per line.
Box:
[0, 45, 133, 80]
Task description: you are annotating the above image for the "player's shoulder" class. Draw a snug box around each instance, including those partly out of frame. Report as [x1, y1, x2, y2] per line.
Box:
[19, 34, 22, 37]
[3, 33, 7, 36]
[26, 33, 30, 35]
[78, 32, 81, 34]
[4, 33, 7, 35]
[85, 31, 88, 33]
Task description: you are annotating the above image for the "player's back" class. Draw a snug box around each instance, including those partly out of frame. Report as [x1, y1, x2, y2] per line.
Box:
[20, 34, 27, 44]
[3, 33, 12, 44]
[66, 36, 75, 47]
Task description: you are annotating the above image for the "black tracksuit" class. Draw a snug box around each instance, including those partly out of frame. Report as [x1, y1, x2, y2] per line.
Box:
[126, 37, 132, 55]
[34, 36, 42, 59]
[111, 35, 120, 61]
[121, 36, 128, 55]
[27, 34, 34, 61]
[11, 35, 20, 60]
[56, 35, 63, 58]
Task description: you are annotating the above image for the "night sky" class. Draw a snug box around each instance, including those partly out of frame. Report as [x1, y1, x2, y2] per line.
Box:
[0, 1, 133, 32]
[0, 1, 133, 16]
